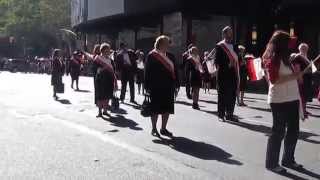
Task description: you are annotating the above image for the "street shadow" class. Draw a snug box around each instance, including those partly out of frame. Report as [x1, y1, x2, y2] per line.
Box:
[228, 120, 320, 144]
[175, 100, 205, 107]
[123, 102, 141, 110]
[200, 110, 219, 117]
[247, 106, 271, 112]
[153, 136, 242, 165]
[55, 99, 72, 105]
[309, 114, 320, 118]
[307, 105, 320, 110]
[75, 89, 91, 93]
[253, 115, 263, 119]
[244, 97, 267, 101]
[198, 99, 218, 104]
[292, 167, 320, 179]
[110, 107, 128, 115]
[103, 115, 143, 131]
[278, 171, 309, 180]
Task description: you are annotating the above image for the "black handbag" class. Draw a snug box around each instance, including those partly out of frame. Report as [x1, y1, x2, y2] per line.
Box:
[55, 82, 64, 94]
[111, 91, 120, 111]
[141, 94, 152, 117]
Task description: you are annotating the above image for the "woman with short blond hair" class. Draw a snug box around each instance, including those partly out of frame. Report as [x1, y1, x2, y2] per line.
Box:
[145, 35, 179, 137]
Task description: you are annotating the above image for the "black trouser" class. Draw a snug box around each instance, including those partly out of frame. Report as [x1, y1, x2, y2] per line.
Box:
[217, 85, 237, 118]
[120, 74, 135, 101]
[266, 100, 300, 168]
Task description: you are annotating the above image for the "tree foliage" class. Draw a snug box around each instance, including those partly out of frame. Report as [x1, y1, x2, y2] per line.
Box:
[0, 0, 70, 56]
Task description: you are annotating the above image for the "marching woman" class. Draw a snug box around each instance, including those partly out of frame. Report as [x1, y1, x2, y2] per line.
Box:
[69, 50, 83, 90]
[83, 44, 101, 107]
[187, 46, 204, 110]
[145, 35, 179, 137]
[263, 31, 306, 174]
[136, 50, 145, 95]
[51, 49, 65, 100]
[291, 43, 313, 118]
[202, 51, 212, 94]
[85, 43, 117, 118]
[95, 43, 117, 117]
[237, 45, 248, 106]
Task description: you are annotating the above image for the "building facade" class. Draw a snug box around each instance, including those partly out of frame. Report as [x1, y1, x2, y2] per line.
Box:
[71, 0, 320, 62]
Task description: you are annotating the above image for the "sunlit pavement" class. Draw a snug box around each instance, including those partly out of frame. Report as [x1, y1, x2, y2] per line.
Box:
[0, 72, 319, 180]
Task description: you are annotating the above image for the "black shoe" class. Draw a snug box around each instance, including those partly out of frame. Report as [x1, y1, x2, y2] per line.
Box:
[103, 111, 111, 117]
[267, 166, 287, 174]
[226, 115, 239, 122]
[130, 100, 138, 104]
[282, 161, 303, 170]
[151, 129, 161, 137]
[192, 103, 200, 110]
[218, 116, 226, 122]
[160, 129, 173, 137]
[96, 113, 103, 118]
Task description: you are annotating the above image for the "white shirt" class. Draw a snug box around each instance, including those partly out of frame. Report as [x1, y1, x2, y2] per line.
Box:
[267, 61, 300, 104]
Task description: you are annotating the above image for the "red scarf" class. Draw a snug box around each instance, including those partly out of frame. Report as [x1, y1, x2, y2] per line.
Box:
[150, 50, 176, 80]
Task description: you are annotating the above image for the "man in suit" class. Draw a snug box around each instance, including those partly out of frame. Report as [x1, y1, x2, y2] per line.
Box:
[116, 42, 138, 104]
[214, 26, 240, 122]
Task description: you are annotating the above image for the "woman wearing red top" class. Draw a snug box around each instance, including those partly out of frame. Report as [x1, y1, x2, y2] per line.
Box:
[263, 31, 307, 174]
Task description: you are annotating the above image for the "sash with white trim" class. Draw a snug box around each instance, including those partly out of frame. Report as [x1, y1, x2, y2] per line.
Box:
[95, 55, 117, 88]
[218, 41, 239, 71]
[150, 49, 176, 80]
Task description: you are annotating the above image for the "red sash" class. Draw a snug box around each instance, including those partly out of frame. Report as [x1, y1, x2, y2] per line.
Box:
[94, 56, 117, 88]
[151, 50, 176, 80]
[218, 43, 238, 67]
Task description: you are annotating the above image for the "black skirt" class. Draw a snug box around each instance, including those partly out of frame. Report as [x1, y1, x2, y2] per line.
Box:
[136, 69, 144, 84]
[150, 86, 175, 114]
[239, 66, 247, 91]
[190, 71, 202, 88]
[95, 69, 114, 101]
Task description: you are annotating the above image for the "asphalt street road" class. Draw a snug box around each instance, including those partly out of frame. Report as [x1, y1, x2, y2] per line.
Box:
[0, 72, 319, 180]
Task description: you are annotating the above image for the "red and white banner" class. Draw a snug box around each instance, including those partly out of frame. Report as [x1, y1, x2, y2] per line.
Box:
[247, 57, 265, 81]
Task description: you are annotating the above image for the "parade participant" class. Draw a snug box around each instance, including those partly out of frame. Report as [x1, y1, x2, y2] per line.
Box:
[69, 50, 83, 90]
[182, 44, 193, 99]
[237, 45, 248, 106]
[116, 42, 137, 104]
[83, 44, 101, 106]
[187, 46, 204, 110]
[93, 43, 117, 118]
[291, 43, 313, 117]
[51, 49, 65, 100]
[202, 51, 212, 94]
[214, 26, 240, 122]
[136, 50, 145, 95]
[264, 31, 306, 174]
[145, 35, 179, 137]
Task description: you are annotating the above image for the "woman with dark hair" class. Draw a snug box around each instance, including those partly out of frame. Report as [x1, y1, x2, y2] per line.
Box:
[69, 50, 83, 90]
[263, 31, 306, 173]
[237, 45, 248, 106]
[51, 49, 65, 100]
[136, 50, 145, 95]
[145, 35, 179, 137]
[187, 46, 204, 110]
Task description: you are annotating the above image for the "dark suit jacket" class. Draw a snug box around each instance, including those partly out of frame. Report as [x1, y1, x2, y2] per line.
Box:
[116, 49, 137, 79]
